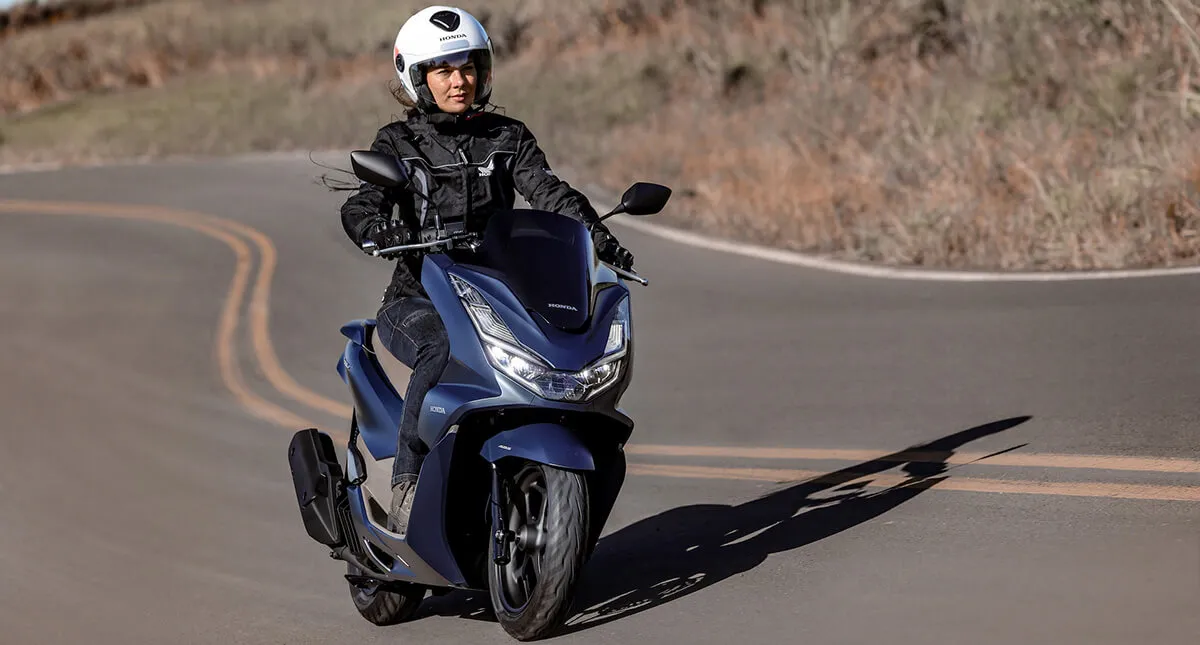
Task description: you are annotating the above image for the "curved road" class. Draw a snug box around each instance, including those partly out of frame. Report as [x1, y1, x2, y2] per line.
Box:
[1, 157, 1197, 644]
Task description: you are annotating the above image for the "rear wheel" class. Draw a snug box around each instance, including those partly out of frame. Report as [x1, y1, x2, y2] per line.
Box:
[488, 462, 589, 641]
[347, 563, 425, 626]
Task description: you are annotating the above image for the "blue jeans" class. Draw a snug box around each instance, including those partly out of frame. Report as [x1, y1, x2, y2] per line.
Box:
[375, 296, 450, 486]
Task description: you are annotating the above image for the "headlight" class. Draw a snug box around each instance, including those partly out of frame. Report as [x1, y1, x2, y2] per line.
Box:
[449, 273, 627, 402]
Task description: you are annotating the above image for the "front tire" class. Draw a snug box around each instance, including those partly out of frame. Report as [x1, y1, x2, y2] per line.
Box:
[347, 563, 425, 626]
[488, 462, 589, 641]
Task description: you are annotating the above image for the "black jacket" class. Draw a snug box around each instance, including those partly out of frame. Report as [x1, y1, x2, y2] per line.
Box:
[340, 109, 611, 304]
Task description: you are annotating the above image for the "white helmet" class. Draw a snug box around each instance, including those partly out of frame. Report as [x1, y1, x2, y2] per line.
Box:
[393, 6, 495, 113]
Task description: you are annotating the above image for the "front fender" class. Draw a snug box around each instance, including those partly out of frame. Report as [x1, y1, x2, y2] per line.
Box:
[480, 423, 595, 471]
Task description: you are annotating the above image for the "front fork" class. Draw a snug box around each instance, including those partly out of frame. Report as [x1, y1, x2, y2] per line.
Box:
[490, 463, 515, 566]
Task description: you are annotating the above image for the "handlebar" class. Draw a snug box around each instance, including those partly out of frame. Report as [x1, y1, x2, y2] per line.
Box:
[361, 233, 479, 256]
[360, 235, 649, 286]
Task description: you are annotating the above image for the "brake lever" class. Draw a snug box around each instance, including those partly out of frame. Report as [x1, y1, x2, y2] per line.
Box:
[607, 263, 648, 286]
[361, 240, 428, 256]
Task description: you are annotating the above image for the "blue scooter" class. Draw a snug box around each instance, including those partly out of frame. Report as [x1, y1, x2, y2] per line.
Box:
[287, 150, 670, 641]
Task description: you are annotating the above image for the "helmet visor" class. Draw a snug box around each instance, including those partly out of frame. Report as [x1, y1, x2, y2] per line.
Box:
[416, 49, 489, 75]
[408, 46, 492, 107]
[411, 48, 493, 102]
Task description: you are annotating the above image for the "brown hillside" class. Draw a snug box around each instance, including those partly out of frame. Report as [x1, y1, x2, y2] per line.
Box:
[2, 0, 1199, 270]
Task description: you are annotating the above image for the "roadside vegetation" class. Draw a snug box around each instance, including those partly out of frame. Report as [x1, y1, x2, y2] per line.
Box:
[3, 0, 1200, 270]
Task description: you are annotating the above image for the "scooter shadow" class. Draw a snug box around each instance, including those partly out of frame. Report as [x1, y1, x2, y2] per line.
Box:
[411, 415, 1032, 633]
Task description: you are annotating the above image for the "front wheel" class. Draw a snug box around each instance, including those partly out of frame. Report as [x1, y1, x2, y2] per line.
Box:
[488, 462, 589, 641]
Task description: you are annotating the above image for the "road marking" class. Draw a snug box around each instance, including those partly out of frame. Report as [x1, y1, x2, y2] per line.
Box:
[0, 198, 350, 421]
[626, 444, 1200, 474]
[0, 200, 314, 429]
[203, 216, 354, 419]
[627, 463, 1200, 502]
[605, 208, 1200, 282]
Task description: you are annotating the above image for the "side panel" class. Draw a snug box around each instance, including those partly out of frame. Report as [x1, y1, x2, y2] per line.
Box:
[342, 338, 406, 460]
[342, 432, 467, 588]
[480, 423, 596, 471]
[404, 429, 468, 586]
[342, 484, 461, 587]
[417, 381, 524, 448]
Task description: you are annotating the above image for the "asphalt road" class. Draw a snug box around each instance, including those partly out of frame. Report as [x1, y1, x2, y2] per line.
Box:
[1, 156, 1197, 644]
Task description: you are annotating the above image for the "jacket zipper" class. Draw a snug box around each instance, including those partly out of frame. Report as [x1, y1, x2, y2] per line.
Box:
[458, 148, 472, 229]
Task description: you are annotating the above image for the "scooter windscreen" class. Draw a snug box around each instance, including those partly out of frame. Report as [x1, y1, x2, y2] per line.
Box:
[459, 208, 601, 331]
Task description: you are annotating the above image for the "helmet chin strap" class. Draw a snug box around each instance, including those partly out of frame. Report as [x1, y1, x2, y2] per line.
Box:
[415, 84, 439, 114]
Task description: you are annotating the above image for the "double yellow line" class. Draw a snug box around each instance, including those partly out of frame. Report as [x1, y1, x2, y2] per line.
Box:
[0, 199, 321, 429]
[3, 198, 1198, 503]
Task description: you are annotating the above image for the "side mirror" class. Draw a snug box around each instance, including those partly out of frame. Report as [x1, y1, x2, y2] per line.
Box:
[601, 182, 672, 220]
[350, 150, 409, 189]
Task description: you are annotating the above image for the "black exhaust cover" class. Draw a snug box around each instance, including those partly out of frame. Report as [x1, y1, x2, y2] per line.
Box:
[288, 428, 345, 547]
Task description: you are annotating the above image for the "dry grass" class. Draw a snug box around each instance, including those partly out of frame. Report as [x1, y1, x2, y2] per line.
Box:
[0, 0, 494, 115]
[511, 0, 1200, 270]
[3, 0, 1200, 270]
[0, 1, 163, 38]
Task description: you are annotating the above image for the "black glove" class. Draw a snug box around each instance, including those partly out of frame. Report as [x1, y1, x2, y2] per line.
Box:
[364, 219, 408, 260]
[594, 230, 634, 271]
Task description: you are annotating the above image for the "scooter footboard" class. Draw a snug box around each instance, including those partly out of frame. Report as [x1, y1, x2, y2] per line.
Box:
[479, 423, 596, 470]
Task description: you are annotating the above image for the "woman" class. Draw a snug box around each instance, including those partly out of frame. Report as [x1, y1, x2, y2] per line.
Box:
[339, 5, 635, 536]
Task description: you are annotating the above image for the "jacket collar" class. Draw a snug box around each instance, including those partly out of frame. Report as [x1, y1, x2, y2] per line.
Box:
[407, 108, 485, 135]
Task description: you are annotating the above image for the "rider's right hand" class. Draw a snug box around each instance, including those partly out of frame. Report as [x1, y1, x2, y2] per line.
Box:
[365, 219, 408, 259]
